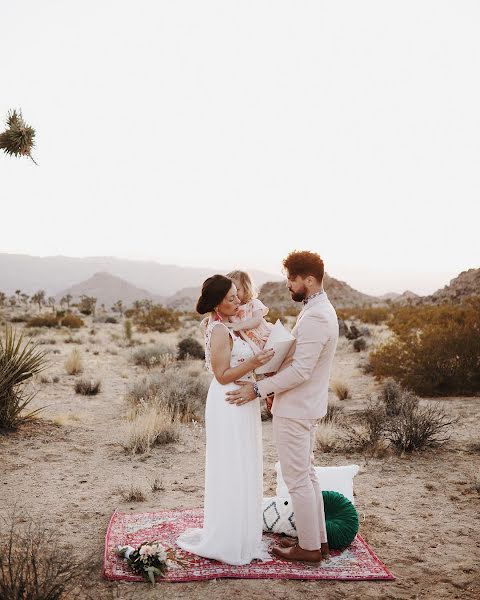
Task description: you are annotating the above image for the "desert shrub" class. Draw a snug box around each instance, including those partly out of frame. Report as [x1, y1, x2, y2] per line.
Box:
[345, 324, 361, 340]
[337, 306, 391, 325]
[127, 362, 211, 421]
[315, 422, 349, 453]
[177, 337, 205, 360]
[0, 326, 48, 431]
[9, 314, 29, 323]
[357, 381, 457, 453]
[322, 403, 344, 423]
[132, 343, 175, 368]
[64, 335, 83, 344]
[353, 337, 367, 352]
[331, 380, 351, 400]
[74, 378, 101, 395]
[123, 403, 180, 453]
[134, 305, 180, 333]
[124, 318, 133, 341]
[60, 314, 84, 329]
[105, 316, 118, 324]
[26, 314, 59, 328]
[0, 512, 90, 600]
[370, 299, 480, 395]
[65, 349, 83, 375]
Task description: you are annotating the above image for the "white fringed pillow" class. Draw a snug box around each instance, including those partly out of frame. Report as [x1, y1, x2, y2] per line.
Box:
[262, 496, 296, 536]
[275, 462, 359, 504]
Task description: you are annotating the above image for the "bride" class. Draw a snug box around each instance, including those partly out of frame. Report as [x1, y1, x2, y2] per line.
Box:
[176, 274, 274, 565]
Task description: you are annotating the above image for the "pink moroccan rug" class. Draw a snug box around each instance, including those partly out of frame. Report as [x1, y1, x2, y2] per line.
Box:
[103, 508, 394, 582]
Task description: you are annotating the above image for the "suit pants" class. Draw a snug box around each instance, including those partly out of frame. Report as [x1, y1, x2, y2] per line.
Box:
[273, 415, 327, 550]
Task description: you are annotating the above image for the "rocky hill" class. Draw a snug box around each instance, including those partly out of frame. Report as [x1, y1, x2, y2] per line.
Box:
[426, 268, 480, 304]
[56, 272, 162, 308]
[258, 273, 377, 311]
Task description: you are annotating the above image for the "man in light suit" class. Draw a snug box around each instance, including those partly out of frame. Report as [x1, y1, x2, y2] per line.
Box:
[227, 250, 339, 564]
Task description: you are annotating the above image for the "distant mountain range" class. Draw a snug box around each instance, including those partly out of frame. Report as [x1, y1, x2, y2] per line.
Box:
[0, 253, 282, 297]
[1, 253, 478, 310]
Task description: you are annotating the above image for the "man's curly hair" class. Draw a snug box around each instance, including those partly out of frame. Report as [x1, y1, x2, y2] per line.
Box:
[282, 250, 324, 283]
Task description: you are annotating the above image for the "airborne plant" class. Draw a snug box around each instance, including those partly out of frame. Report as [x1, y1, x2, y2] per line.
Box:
[0, 109, 37, 163]
[0, 326, 48, 431]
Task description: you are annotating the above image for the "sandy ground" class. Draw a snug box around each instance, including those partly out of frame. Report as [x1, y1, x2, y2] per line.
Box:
[1, 317, 479, 600]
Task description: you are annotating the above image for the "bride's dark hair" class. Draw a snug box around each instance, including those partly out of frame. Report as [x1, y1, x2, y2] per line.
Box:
[196, 275, 233, 314]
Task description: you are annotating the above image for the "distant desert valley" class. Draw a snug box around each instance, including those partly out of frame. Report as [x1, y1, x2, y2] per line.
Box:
[0, 253, 479, 599]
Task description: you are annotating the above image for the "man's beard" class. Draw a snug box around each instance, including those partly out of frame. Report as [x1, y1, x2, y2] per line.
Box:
[290, 286, 307, 303]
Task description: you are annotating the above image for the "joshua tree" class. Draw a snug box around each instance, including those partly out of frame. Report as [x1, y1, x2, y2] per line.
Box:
[20, 293, 29, 306]
[60, 294, 72, 309]
[8, 296, 16, 308]
[0, 292, 5, 307]
[31, 290, 46, 312]
[79, 295, 96, 316]
[0, 109, 37, 164]
[47, 297, 56, 313]
[112, 300, 123, 315]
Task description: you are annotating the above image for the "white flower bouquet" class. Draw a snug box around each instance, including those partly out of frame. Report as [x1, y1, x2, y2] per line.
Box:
[116, 540, 185, 585]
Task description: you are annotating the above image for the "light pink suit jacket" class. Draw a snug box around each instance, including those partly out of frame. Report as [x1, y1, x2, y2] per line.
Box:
[256, 292, 338, 420]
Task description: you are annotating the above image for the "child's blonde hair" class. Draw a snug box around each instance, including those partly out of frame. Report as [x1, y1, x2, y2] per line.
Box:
[226, 270, 257, 303]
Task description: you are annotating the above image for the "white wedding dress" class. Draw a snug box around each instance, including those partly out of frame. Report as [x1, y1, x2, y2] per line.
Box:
[176, 320, 270, 565]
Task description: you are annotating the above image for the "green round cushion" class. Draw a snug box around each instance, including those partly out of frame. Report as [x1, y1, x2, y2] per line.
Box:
[322, 490, 359, 550]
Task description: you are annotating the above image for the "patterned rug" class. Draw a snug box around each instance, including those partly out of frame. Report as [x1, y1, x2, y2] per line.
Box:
[103, 508, 395, 582]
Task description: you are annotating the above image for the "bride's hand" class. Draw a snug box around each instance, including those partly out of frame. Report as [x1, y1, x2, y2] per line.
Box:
[251, 349, 275, 369]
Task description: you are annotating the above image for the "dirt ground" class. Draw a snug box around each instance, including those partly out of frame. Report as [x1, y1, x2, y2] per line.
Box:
[1, 318, 479, 599]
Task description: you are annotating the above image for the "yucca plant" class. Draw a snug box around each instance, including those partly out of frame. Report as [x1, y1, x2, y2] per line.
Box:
[0, 109, 37, 164]
[0, 326, 48, 431]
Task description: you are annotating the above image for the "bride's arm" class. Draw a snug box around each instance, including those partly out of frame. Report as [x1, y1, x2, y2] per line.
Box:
[210, 326, 274, 385]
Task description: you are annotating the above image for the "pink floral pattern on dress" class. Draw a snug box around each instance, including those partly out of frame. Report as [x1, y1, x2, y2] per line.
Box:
[230, 299, 274, 352]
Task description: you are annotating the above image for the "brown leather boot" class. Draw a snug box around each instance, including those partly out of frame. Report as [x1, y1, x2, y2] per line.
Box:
[279, 538, 330, 559]
[272, 544, 322, 564]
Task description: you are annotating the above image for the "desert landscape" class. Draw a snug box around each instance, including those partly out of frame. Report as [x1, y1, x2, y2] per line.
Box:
[1, 264, 479, 599]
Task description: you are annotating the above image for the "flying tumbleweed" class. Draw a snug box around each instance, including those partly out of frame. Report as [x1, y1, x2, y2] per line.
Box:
[0, 109, 37, 164]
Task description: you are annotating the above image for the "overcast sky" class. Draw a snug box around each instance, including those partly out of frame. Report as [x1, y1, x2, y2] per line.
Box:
[1, 1, 479, 295]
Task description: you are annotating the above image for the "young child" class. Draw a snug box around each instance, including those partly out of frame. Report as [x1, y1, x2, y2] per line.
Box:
[225, 270, 274, 352]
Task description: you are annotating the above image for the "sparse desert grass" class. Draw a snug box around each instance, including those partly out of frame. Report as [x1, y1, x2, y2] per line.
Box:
[0, 512, 91, 600]
[117, 484, 147, 502]
[150, 477, 165, 492]
[132, 343, 176, 368]
[331, 380, 351, 400]
[74, 378, 101, 395]
[127, 361, 211, 421]
[123, 403, 180, 454]
[51, 413, 81, 426]
[322, 403, 344, 423]
[315, 421, 350, 453]
[64, 335, 83, 344]
[65, 349, 83, 375]
[39, 374, 51, 384]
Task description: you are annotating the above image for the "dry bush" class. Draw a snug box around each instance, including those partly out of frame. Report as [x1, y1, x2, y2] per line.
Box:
[64, 335, 83, 344]
[124, 318, 133, 342]
[132, 343, 175, 368]
[177, 337, 205, 360]
[150, 478, 165, 492]
[65, 349, 83, 375]
[315, 421, 350, 453]
[332, 380, 351, 400]
[27, 314, 59, 328]
[322, 403, 344, 424]
[0, 512, 91, 600]
[337, 306, 391, 325]
[9, 314, 29, 323]
[60, 314, 84, 329]
[356, 381, 457, 454]
[74, 378, 101, 395]
[370, 299, 480, 395]
[353, 337, 367, 352]
[127, 362, 211, 421]
[123, 403, 180, 454]
[133, 305, 181, 333]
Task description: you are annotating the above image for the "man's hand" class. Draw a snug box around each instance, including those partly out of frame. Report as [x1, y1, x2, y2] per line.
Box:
[226, 381, 257, 406]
